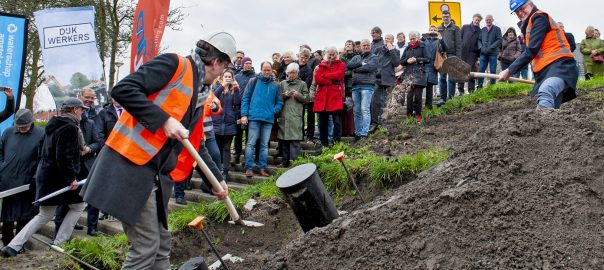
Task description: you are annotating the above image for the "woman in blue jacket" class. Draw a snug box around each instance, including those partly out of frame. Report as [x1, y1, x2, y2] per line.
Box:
[213, 70, 242, 180]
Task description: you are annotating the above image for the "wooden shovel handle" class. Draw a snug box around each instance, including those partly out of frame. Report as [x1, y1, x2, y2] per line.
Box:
[181, 139, 240, 222]
[470, 72, 534, 84]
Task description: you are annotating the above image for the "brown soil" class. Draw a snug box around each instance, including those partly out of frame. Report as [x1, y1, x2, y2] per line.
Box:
[0, 251, 65, 270]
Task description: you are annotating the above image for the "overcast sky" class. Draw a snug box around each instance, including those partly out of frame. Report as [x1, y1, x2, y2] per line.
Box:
[116, 0, 600, 79]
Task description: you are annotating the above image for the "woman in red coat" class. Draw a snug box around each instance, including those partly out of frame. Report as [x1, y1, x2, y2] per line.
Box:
[312, 46, 345, 147]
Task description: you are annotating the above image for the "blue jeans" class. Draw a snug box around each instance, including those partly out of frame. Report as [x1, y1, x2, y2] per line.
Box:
[439, 73, 456, 102]
[477, 54, 498, 87]
[537, 77, 565, 109]
[245, 121, 272, 170]
[519, 67, 529, 80]
[352, 86, 374, 136]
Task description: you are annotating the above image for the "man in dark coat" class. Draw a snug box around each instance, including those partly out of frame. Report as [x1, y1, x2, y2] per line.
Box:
[80, 35, 231, 269]
[0, 87, 15, 124]
[348, 40, 378, 139]
[458, 14, 483, 94]
[437, 10, 462, 106]
[370, 34, 400, 133]
[500, 0, 578, 109]
[370, 26, 385, 55]
[477, 15, 503, 88]
[558, 22, 577, 52]
[0, 109, 44, 246]
[1, 98, 88, 258]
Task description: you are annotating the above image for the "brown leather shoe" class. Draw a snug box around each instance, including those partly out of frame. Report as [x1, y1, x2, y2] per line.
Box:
[259, 170, 269, 177]
[245, 170, 254, 177]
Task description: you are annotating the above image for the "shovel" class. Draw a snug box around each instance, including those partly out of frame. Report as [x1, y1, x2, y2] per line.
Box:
[180, 138, 263, 227]
[442, 56, 534, 84]
[333, 151, 365, 202]
[32, 179, 87, 205]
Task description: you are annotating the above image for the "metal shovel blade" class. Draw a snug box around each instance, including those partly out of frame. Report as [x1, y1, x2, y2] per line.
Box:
[228, 219, 264, 227]
[442, 56, 471, 82]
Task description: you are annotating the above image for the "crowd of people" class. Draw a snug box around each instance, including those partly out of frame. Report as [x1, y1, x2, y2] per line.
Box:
[0, 0, 593, 267]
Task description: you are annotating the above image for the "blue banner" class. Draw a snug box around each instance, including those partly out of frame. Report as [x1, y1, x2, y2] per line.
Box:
[0, 13, 28, 134]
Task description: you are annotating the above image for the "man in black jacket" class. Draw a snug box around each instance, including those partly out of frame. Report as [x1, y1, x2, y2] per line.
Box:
[437, 11, 462, 106]
[370, 34, 399, 133]
[477, 15, 503, 88]
[458, 14, 483, 94]
[557, 22, 576, 52]
[80, 34, 233, 269]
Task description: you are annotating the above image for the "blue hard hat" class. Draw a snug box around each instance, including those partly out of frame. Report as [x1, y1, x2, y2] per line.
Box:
[509, 0, 528, 13]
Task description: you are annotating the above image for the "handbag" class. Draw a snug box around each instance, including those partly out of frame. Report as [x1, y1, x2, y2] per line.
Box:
[434, 43, 447, 72]
[592, 54, 604, 63]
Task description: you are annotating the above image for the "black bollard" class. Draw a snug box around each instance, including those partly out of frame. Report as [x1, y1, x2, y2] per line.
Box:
[179, 256, 209, 270]
[276, 163, 339, 233]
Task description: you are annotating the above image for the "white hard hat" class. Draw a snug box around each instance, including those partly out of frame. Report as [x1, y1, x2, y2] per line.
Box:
[204, 32, 237, 60]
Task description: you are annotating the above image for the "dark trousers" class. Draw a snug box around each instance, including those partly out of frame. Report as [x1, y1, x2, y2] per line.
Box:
[174, 142, 224, 198]
[305, 103, 316, 140]
[234, 125, 244, 158]
[215, 134, 235, 176]
[318, 111, 342, 146]
[426, 83, 436, 109]
[86, 206, 99, 233]
[370, 85, 391, 127]
[279, 140, 301, 166]
[407, 85, 425, 115]
[2, 220, 29, 246]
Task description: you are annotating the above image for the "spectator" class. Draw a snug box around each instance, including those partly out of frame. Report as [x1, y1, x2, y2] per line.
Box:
[241, 62, 283, 177]
[396, 32, 408, 58]
[340, 41, 357, 137]
[557, 22, 576, 52]
[459, 13, 483, 94]
[95, 99, 122, 146]
[272, 52, 282, 76]
[278, 51, 297, 81]
[500, 0, 578, 109]
[314, 50, 324, 63]
[1, 98, 88, 258]
[233, 50, 245, 74]
[354, 41, 362, 54]
[437, 10, 462, 106]
[370, 26, 384, 55]
[213, 70, 242, 181]
[499, 27, 523, 78]
[79, 88, 98, 121]
[477, 15, 503, 88]
[580, 26, 604, 80]
[301, 44, 319, 71]
[277, 63, 309, 167]
[233, 57, 255, 164]
[0, 109, 44, 246]
[401, 31, 430, 124]
[423, 25, 448, 109]
[312, 47, 345, 146]
[595, 29, 601, 40]
[297, 48, 317, 141]
[0, 87, 15, 123]
[371, 33, 400, 132]
[517, 33, 530, 79]
[348, 40, 378, 140]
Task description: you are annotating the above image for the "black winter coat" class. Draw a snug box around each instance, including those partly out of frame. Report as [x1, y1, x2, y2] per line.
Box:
[438, 23, 462, 56]
[400, 43, 430, 87]
[349, 52, 378, 87]
[212, 84, 242, 136]
[36, 115, 83, 206]
[298, 63, 313, 87]
[478, 25, 503, 55]
[461, 23, 481, 64]
[0, 125, 44, 221]
[375, 46, 401, 87]
[79, 114, 100, 177]
[94, 103, 119, 145]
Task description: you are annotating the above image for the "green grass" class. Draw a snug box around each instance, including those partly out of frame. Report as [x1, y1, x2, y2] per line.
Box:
[577, 76, 604, 90]
[61, 233, 129, 270]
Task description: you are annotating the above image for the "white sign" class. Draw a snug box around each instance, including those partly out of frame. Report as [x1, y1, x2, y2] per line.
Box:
[43, 23, 96, 49]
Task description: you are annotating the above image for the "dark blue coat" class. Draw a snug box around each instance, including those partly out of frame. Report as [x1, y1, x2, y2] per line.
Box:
[348, 52, 378, 87]
[478, 25, 503, 56]
[212, 84, 242, 136]
[423, 38, 448, 85]
[235, 68, 256, 92]
[375, 46, 401, 87]
[400, 43, 430, 87]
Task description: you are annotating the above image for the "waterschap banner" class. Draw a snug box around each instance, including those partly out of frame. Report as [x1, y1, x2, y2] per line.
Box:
[131, 0, 170, 72]
[0, 12, 28, 134]
[34, 6, 107, 110]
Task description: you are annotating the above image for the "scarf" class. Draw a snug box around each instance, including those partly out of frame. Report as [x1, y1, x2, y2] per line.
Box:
[191, 50, 210, 109]
[61, 113, 86, 151]
[408, 40, 421, 49]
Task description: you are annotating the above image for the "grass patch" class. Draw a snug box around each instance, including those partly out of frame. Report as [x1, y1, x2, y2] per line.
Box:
[61, 233, 129, 270]
[577, 76, 604, 90]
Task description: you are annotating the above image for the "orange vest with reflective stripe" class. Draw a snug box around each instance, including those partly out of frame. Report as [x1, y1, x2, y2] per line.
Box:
[525, 10, 575, 73]
[105, 55, 194, 165]
[169, 91, 223, 182]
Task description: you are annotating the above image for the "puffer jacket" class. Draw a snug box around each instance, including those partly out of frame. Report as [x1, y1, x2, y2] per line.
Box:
[348, 52, 378, 87]
[241, 75, 283, 123]
[212, 84, 242, 136]
[313, 59, 346, 112]
[438, 22, 462, 56]
[499, 36, 522, 64]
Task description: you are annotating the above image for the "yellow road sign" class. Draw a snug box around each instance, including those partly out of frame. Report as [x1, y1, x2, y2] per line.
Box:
[428, 1, 462, 28]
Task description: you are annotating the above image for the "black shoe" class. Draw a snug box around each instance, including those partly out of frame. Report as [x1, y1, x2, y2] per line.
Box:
[1, 246, 18, 258]
[175, 197, 187, 205]
[74, 223, 84, 230]
[87, 228, 98, 236]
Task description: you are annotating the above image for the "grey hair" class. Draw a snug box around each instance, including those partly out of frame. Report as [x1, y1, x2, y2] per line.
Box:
[408, 31, 420, 38]
[299, 48, 311, 57]
[282, 51, 298, 61]
[324, 46, 338, 54]
[473, 13, 483, 20]
[286, 62, 300, 73]
[385, 34, 394, 40]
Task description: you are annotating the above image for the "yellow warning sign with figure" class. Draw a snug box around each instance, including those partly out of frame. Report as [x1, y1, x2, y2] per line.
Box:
[428, 1, 462, 27]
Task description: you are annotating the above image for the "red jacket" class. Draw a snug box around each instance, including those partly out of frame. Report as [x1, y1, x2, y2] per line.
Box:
[313, 60, 345, 112]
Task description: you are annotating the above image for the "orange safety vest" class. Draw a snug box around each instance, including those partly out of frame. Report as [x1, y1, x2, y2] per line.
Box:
[525, 10, 575, 73]
[169, 91, 222, 182]
[105, 55, 194, 165]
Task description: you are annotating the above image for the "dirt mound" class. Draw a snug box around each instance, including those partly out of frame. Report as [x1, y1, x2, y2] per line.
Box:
[266, 91, 604, 269]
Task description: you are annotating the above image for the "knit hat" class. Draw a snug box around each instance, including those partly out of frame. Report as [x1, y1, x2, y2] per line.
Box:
[241, 56, 252, 65]
[14, 108, 33, 128]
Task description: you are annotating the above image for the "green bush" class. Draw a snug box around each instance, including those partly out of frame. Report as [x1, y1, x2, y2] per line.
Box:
[61, 233, 129, 270]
